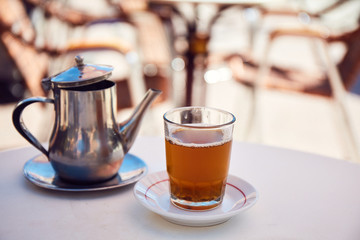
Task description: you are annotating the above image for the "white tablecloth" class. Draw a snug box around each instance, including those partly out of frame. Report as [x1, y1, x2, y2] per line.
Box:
[1, 136, 360, 239]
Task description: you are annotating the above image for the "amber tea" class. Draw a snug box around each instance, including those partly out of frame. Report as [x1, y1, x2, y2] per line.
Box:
[166, 129, 232, 210]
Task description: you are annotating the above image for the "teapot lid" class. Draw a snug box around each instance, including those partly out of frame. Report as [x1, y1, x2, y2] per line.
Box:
[42, 56, 113, 90]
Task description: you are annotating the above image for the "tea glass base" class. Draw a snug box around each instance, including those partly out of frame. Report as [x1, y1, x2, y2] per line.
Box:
[170, 195, 222, 211]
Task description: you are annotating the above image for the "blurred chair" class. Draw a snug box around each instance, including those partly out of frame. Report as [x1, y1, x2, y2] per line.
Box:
[1, 0, 173, 109]
[229, 0, 360, 161]
[0, 0, 127, 97]
[108, 0, 173, 105]
[0, 0, 49, 98]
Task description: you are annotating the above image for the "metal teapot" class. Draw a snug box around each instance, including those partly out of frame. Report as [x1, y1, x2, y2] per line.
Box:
[12, 56, 161, 183]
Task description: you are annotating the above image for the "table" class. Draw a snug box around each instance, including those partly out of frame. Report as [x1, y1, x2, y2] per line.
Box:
[1, 136, 360, 239]
[149, 0, 270, 106]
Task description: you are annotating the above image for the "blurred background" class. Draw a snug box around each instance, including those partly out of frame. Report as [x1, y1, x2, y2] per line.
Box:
[1, 0, 360, 162]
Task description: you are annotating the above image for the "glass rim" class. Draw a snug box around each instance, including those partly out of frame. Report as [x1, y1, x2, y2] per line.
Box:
[163, 106, 236, 129]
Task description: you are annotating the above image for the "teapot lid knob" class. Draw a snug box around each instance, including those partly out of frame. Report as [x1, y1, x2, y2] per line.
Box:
[75, 55, 84, 67]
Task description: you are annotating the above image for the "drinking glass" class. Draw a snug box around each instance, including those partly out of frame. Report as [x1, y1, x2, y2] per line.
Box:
[164, 106, 236, 210]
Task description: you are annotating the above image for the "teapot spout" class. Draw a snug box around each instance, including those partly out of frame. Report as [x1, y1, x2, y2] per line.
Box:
[120, 88, 162, 153]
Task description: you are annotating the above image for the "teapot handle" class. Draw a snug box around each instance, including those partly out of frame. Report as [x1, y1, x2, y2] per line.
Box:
[12, 97, 54, 157]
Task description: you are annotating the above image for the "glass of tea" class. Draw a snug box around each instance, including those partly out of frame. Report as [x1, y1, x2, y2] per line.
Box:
[163, 106, 236, 211]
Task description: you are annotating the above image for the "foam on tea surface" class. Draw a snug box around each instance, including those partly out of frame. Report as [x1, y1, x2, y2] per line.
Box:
[167, 128, 227, 147]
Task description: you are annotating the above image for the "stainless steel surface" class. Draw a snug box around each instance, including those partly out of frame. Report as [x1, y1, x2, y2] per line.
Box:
[12, 56, 161, 183]
[23, 153, 147, 191]
[42, 55, 114, 90]
[49, 80, 124, 183]
[120, 88, 162, 153]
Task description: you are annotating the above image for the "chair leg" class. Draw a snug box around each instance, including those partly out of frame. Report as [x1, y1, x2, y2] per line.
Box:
[249, 34, 272, 142]
[320, 41, 360, 162]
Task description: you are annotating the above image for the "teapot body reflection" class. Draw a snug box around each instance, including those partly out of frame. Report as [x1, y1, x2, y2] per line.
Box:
[12, 56, 161, 183]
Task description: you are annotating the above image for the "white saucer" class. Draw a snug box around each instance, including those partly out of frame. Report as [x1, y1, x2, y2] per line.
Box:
[133, 171, 258, 227]
[24, 154, 147, 191]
